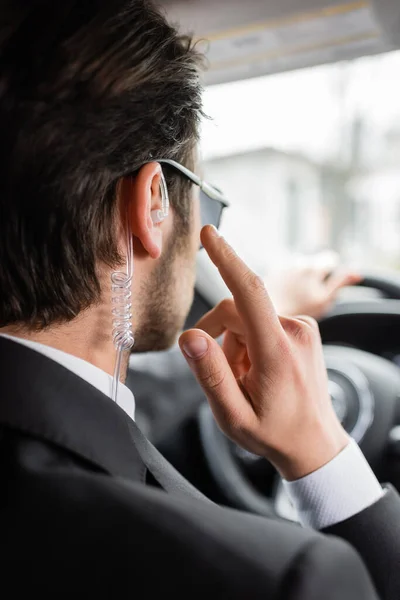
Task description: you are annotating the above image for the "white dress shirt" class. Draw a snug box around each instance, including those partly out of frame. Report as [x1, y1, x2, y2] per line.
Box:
[0, 333, 384, 530]
[0, 333, 135, 420]
[283, 438, 384, 528]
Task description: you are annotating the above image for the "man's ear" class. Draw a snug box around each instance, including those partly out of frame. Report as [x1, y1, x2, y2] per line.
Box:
[121, 162, 164, 260]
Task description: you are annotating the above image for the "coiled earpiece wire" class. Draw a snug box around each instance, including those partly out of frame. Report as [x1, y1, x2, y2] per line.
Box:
[111, 169, 169, 404]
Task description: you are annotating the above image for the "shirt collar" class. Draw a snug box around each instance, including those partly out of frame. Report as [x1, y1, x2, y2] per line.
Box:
[0, 333, 135, 421]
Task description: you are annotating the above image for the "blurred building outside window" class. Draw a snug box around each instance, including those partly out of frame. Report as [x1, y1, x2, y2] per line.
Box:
[201, 49, 400, 275]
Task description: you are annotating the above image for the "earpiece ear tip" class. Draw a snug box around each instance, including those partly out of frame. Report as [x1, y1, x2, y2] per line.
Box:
[151, 209, 165, 225]
[150, 170, 169, 224]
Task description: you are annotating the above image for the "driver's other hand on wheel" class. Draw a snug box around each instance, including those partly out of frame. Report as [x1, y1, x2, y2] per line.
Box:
[266, 256, 362, 320]
[179, 225, 350, 482]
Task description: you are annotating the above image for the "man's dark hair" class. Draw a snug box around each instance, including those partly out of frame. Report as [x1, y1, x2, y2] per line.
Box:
[0, 0, 203, 328]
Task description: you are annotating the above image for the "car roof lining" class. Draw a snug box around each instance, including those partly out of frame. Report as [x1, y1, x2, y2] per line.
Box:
[163, 0, 400, 85]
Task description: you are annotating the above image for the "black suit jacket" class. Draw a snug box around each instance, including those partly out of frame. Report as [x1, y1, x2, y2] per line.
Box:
[0, 337, 398, 599]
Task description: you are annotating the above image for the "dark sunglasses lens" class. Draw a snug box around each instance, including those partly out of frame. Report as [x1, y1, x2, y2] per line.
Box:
[200, 190, 224, 230]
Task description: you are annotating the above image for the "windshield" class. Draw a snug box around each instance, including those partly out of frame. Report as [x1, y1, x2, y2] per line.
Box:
[201, 49, 400, 278]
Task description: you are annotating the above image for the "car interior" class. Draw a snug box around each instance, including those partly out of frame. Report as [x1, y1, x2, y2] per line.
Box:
[127, 0, 400, 522]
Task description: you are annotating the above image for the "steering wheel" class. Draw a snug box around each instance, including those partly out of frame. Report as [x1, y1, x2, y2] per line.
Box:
[196, 274, 400, 520]
[356, 273, 400, 300]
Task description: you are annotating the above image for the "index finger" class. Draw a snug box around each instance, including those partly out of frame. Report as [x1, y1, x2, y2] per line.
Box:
[201, 225, 282, 356]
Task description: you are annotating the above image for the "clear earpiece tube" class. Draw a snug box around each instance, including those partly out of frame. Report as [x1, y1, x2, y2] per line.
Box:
[111, 218, 134, 403]
[111, 170, 169, 405]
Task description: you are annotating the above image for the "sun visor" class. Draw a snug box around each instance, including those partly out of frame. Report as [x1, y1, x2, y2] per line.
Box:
[164, 0, 400, 85]
[372, 0, 400, 45]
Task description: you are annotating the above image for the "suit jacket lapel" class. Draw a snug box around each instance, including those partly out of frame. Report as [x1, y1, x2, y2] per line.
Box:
[128, 420, 210, 502]
[0, 336, 209, 501]
[0, 337, 145, 482]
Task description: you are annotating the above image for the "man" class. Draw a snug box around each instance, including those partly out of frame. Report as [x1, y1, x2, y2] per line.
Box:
[0, 1, 398, 598]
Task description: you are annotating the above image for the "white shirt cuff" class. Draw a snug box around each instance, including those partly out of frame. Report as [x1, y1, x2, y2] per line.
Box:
[282, 438, 385, 529]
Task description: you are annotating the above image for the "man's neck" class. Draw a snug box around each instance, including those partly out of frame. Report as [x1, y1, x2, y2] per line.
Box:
[0, 312, 120, 379]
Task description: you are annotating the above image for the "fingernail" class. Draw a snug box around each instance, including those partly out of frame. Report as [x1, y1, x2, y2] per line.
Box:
[182, 336, 208, 359]
[209, 225, 221, 237]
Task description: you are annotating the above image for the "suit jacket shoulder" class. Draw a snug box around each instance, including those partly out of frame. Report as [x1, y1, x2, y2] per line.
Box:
[2, 467, 378, 600]
[325, 486, 400, 600]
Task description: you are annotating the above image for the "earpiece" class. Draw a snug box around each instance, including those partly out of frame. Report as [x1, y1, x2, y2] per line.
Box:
[151, 209, 166, 225]
[151, 171, 169, 225]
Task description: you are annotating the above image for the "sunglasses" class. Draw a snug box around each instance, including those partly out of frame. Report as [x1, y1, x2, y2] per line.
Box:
[148, 158, 230, 234]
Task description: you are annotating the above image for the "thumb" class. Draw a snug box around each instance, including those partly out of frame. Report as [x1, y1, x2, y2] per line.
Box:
[179, 329, 252, 429]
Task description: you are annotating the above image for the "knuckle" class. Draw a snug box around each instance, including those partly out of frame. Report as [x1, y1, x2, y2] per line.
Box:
[297, 327, 312, 345]
[284, 317, 312, 344]
[219, 298, 235, 314]
[220, 244, 238, 265]
[302, 316, 319, 330]
[294, 318, 322, 346]
[242, 271, 266, 295]
[304, 317, 322, 342]
[198, 365, 226, 391]
[281, 316, 300, 333]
